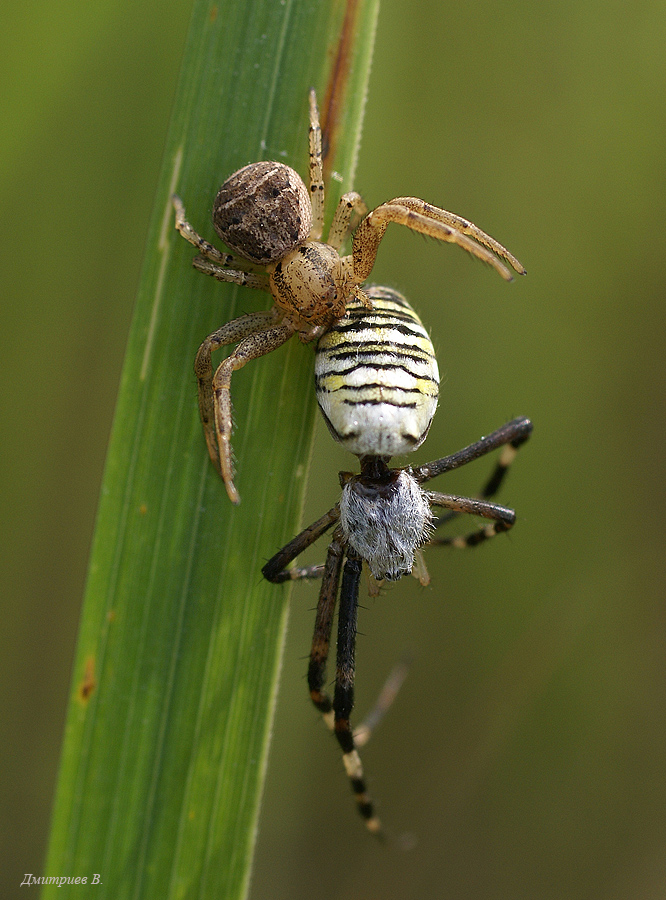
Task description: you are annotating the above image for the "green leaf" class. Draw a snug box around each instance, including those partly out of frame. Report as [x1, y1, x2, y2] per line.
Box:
[42, 0, 379, 896]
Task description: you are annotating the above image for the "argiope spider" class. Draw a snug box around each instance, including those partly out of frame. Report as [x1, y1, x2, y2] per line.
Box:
[173, 90, 525, 503]
[262, 286, 532, 838]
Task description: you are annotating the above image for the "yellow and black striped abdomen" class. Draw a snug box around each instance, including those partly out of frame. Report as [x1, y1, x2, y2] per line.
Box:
[315, 286, 439, 457]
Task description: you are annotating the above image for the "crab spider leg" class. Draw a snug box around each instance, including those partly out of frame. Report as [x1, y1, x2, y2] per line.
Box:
[195, 316, 294, 503]
[307, 89, 325, 239]
[327, 191, 368, 251]
[173, 195, 268, 278]
[191, 255, 271, 291]
[194, 310, 285, 470]
[210, 325, 294, 504]
[390, 197, 526, 275]
[352, 201, 523, 283]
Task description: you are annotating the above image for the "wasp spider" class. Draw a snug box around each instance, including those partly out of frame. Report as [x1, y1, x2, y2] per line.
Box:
[173, 91, 525, 503]
[263, 286, 532, 837]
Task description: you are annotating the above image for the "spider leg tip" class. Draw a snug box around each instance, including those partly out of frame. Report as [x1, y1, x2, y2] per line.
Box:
[225, 482, 241, 505]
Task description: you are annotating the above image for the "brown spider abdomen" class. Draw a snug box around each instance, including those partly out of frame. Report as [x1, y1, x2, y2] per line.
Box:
[213, 161, 312, 265]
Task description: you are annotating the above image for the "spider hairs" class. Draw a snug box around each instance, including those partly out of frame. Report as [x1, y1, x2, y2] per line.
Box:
[263, 284, 532, 837]
[173, 90, 524, 503]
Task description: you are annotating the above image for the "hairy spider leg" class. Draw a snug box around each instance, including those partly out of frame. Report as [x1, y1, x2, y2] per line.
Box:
[326, 191, 368, 251]
[430, 417, 531, 537]
[388, 197, 526, 275]
[307, 88, 325, 239]
[173, 195, 271, 287]
[261, 506, 340, 583]
[194, 313, 294, 504]
[306, 530, 344, 732]
[352, 198, 526, 284]
[191, 255, 270, 290]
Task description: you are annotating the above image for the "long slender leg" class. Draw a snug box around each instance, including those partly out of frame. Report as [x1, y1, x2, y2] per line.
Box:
[413, 416, 532, 485]
[194, 311, 285, 474]
[192, 255, 270, 291]
[261, 506, 341, 582]
[416, 418, 531, 547]
[477, 438, 528, 500]
[326, 191, 368, 250]
[333, 553, 383, 837]
[308, 89, 325, 239]
[264, 524, 351, 809]
[352, 203, 517, 283]
[427, 492, 516, 548]
[306, 533, 345, 730]
[195, 321, 294, 503]
[173, 195, 267, 279]
[430, 416, 532, 533]
[388, 197, 526, 275]
[353, 657, 411, 749]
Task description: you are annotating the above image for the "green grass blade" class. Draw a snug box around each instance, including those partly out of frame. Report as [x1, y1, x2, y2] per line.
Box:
[42, 0, 379, 896]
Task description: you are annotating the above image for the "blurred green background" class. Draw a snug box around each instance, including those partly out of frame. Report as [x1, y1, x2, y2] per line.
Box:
[2, 1, 665, 898]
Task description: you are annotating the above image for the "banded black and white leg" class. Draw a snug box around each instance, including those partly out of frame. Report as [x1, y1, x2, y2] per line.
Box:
[415, 415, 533, 549]
[261, 415, 533, 834]
[263, 520, 384, 837]
[332, 550, 383, 833]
